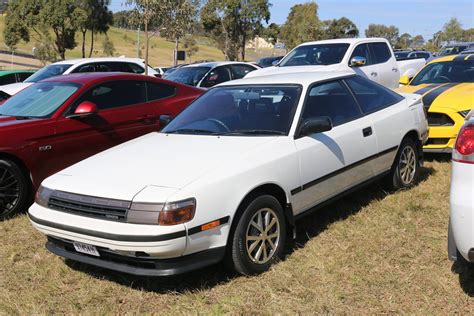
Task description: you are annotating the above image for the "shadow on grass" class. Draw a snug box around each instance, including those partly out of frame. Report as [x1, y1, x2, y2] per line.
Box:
[451, 259, 474, 297]
[424, 152, 452, 163]
[65, 166, 435, 294]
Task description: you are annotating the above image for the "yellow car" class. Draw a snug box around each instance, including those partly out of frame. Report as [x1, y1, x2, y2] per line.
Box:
[396, 54, 474, 153]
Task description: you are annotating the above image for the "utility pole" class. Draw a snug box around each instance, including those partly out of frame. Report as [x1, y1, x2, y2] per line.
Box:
[137, 28, 140, 58]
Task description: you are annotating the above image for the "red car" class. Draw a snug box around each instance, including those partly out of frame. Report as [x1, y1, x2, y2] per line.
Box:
[0, 73, 203, 219]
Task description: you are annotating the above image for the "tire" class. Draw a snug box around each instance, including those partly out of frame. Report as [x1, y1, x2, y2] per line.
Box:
[0, 159, 30, 220]
[384, 138, 420, 190]
[228, 195, 286, 275]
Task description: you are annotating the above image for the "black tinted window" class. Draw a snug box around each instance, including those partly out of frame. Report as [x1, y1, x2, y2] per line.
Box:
[346, 76, 403, 114]
[96, 62, 144, 74]
[230, 64, 256, 79]
[72, 63, 96, 73]
[17, 72, 33, 82]
[350, 44, 371, 65]
[303, 80, 361, 126]
[0, 74, 17, 86]
[370, 43, 392, 64]
[146, 82, 176, 101]
[78, 81, 146, 110]
[201, 66, 232, 87]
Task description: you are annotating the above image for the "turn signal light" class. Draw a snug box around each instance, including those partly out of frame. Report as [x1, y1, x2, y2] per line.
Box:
[158, 198, 196, 225]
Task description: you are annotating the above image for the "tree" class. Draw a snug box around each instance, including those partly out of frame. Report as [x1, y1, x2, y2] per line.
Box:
[4, 0, 84, 60]
[443, 17, 463, 42]
[201, 0, 270, 61]
[183, 35, 199, 62]
[280, 2, 322, 50]
[365, 24, 399, 46]
[411, 35, 424, 48]
[462, 28, 474, 42]
[161, 0, 196, 66]
[396, 33, 412, 49]
[127, 0, 172, 74]
[77, 0, 113, 58]
[262, 23, 280, 45]
[322, 17, 359, 40]
[102, 35, 115, 56]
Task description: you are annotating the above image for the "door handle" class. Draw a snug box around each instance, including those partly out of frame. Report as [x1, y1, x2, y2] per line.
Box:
[392, 67, 398, 72]
[362, 127, 372, 137]
[370, 72, 377, 77]
[138, 114, 155, 124]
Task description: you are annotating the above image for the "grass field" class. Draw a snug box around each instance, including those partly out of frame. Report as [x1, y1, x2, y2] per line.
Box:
[0, 16, 281, 68]
[0, 157, 472, 314]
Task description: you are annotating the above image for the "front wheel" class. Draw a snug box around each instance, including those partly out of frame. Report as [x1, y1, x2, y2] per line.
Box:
[228, 195, 286, 275]
[0, 159, 30, 220]
[384, 138, 419, 190]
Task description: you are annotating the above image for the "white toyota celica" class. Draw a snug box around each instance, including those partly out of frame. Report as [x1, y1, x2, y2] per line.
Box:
[29, 71, 428, 276]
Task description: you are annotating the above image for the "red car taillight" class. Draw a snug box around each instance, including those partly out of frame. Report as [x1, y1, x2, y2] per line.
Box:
[453, 123, 474, 164]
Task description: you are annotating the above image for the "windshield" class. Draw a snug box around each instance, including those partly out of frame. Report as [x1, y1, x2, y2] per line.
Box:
[162, 85, 302, 136]
[165, 66, 211, 86]
[439, 46, 468, 56]
[410, 60, 474, 85]
[279, 43, 350, 67]
[0, 82, 80, 118]
[24, 64, 73, 83]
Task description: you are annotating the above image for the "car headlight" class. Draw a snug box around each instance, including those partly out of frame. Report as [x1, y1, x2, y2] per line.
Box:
[35, 185, 53, 207]
[127, 198, 196, 225]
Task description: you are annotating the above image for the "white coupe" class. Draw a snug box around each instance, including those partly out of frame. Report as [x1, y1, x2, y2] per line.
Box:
[29, 72, 428, 276]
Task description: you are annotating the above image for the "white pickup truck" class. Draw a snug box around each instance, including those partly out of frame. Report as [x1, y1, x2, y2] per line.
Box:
[246, 38, 426, 89]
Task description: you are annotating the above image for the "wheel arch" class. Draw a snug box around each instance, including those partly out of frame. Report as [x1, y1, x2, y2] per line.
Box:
[402, 129, 423, 163]
[0, 151, 33, 186]
[228, 182, 295, 243]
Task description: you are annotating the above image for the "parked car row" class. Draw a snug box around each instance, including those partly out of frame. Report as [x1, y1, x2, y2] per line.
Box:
[0, 39, 472, 278]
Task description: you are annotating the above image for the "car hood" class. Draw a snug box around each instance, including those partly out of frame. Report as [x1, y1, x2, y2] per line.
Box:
[43, 132, 279, 201]
[396, 82, 474, 111]
[245, 64, 341, 78]
[0, 82, 32, 96]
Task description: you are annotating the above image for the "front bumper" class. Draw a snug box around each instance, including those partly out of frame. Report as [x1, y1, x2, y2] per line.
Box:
[46, 236, 225, 276]
[423, 109, 464, 153]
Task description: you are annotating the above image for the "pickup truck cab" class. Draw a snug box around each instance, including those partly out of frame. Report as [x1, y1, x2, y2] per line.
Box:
[246, 38, 426, 89]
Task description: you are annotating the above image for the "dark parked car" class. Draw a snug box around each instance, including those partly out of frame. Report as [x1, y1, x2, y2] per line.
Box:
[0, 73, 203, 219]
[256, 56, 284, 67]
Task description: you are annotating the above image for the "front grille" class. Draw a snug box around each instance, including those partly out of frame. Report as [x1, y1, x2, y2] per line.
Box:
[48, 191, 131, 222]
[427, 113, 454, 126]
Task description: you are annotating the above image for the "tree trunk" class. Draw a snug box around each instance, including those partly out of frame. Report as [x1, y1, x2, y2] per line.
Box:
[144, 22, 149, 75]
[88, 28, 94, 58]
[174, 37, 179, 66]
[241, 33, 246, 61]
[81, 30, 86, 58]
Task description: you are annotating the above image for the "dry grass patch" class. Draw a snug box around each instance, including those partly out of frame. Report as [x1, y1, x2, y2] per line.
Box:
[1, 159, 473, 314]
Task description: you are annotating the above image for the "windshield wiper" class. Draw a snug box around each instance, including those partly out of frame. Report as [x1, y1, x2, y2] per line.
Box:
[166, 128, 221, 135]
[15, 115, 37, 120]
[223, 129, 286, 136]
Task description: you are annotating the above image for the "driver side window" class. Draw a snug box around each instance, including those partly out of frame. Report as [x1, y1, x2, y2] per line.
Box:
[350, 44, 371, 66]
[201, 66, 231, 88]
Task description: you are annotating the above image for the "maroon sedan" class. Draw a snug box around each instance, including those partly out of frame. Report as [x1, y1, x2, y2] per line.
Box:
[0, 73, 203, 219]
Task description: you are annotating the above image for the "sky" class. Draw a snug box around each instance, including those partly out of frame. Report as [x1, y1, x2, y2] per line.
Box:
[109, 0, 474, 40]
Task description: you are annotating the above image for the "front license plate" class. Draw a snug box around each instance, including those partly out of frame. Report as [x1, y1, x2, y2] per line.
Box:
[73, 242, 100, 257]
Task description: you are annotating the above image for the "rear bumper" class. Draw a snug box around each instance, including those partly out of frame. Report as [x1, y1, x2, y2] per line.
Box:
[46, 236, 225, 276]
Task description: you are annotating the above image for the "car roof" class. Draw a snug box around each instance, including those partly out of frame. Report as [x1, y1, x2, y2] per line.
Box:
[52, 57, 147, 66]
[41, 72, 152, 84]
[218, 71, 355, 87]
[184, 61, 256, 68]
[428, 54, 474, 63]
[0, 70, 36, 76]
[297, 38, 389, 47]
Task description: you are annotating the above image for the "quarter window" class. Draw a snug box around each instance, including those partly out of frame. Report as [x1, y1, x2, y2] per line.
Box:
[345, 76, 403, 114]
[369, 43, 392, 64]
[146, 82, 176, 101]
[201, 66, 232, 87]
[230, 64, 256, 79]
[302, 80, 361, 126]
[77, 81, 146, 110]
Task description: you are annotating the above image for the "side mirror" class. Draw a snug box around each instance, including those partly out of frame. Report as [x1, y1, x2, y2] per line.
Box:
[299, 117, 332, 137]
[399, 75, 410, 85]
[159, 114, 172, 128]
[68, 101, 98, 119]
[350, 56, 367, 67]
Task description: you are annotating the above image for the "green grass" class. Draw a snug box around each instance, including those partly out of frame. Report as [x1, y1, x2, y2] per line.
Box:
[1, 158, 473, 314]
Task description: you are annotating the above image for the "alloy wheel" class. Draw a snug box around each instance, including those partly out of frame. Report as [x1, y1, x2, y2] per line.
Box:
[245, 207, 281, 264]
[398, 145, 416, 185]
[0, 166, 20, 213]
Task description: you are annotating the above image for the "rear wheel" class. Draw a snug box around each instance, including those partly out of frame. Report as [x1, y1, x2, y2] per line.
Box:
[384, 138, 419, 190]
[0, 159, 30, 220]
[228, 195, 286, 275]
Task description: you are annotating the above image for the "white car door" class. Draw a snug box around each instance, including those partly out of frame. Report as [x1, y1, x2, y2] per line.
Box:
[368, 42, 399, 89]
[291, 79, 378, 215]
[345, 76, 408, 175]
[349, 43, 380, 84]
